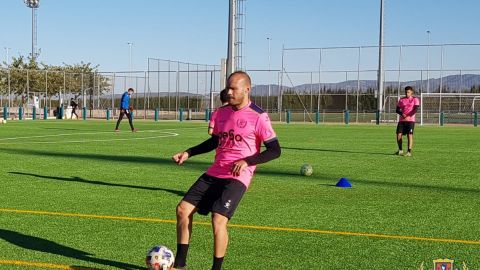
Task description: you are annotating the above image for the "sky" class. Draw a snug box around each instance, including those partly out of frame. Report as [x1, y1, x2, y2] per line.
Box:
[1, 0, 480, 82]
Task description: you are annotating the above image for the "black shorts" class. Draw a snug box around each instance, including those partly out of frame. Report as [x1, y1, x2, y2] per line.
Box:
[396, 121, 415, 135]
[182, 174, 247, 219]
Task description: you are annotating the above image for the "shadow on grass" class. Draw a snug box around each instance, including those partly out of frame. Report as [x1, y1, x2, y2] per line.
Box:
[9, 172, 185, 197]
[0, 229, 143, 270]
[0, 147, 288, 178]
[282, 146, 394, 156]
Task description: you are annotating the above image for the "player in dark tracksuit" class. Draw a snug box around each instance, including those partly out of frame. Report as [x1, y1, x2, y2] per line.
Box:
[115, 88, 136, 132]
[70, 98, 79, 119]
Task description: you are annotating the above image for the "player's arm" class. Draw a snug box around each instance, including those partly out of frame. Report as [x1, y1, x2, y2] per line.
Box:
[407, 105, 419, 116]
[244, 138, 281, 166]
[231, 138, 280, 177]
[172, 135, 219, 165]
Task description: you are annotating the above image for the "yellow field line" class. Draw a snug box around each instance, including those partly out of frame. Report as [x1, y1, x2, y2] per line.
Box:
[1, 208, 479, 246]
[0, 259, 104, 269]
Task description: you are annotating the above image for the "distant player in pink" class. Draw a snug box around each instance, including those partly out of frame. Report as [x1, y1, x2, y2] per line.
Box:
[208, 88, 229, 135]
[171, 71, 281, 270]
[395, 86, 420, 156]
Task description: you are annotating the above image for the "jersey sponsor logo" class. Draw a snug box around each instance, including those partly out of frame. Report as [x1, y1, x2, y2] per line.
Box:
[219, 129, 243, 147]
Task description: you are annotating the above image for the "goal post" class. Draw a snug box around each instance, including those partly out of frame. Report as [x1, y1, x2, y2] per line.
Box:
[420, 92, 480, 125]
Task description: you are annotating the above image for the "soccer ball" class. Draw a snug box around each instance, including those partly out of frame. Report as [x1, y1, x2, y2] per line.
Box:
[146, 245, 175, 270]
[1, 119, 6, 124]
[300, 164, 313, 176]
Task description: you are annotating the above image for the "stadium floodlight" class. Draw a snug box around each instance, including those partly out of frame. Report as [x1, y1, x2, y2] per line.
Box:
[24, 0, 40, 61]
[24, 0, 39, 8]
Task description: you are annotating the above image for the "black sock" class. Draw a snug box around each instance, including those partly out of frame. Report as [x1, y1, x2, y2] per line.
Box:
[211, 256, 224, 270]
[397, 141, 403, 151]
[408, 149, 411, 152]
[174, 244, 189, 268]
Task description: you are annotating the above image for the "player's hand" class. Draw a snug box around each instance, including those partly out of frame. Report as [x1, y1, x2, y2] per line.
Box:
[172, 151, 189, 165]
[402, 114, 407, 119]
[231, 160, 248, 177]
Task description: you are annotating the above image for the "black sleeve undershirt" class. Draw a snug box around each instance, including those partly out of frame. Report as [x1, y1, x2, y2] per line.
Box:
[396, 106, 403, 116]
[244, 138, 281, 166]
[186, 135, 219, 157]
[408, 105, 419, 116]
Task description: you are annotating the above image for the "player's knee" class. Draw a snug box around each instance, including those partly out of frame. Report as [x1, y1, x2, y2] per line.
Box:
[176, 202, 193, 220]
[211, 214, 228, 230]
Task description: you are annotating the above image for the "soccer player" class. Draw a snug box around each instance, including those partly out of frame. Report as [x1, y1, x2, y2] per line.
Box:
[208, 88, 229, 135]
[171, 71, 281, 270]
[70, 98, 79, 119]
[115, 88, 136, 132]
[395, 86, 420, 156]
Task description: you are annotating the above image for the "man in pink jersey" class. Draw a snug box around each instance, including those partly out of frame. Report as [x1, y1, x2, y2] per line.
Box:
[395, 86, 420, 156]
[208, 88, 229, 135]
[171, 71, 281, 270]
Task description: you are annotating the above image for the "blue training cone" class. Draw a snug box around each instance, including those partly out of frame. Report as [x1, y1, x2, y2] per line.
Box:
[336, 177, 352, 188]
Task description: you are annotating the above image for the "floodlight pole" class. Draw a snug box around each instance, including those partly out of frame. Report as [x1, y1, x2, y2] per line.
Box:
[4, 47, 10, 65]
[226, 0, 236, 79]
[377, 0, 385, 114]
[267, 37, 271, 112]
[127, 42, 133, 87]
[24, 0, 40, 61]
[426, 30, 431, 93]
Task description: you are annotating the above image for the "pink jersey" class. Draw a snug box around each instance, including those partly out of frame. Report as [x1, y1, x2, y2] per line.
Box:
[206, 102, 277, 188]
[397, 96, 420, 122]
[208, 110, 218, 130]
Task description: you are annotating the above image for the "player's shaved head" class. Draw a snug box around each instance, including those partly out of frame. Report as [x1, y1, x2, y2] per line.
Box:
[227, 71, 251, 87]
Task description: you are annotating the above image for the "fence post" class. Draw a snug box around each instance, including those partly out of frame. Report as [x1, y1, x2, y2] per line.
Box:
[375, 110, 380, 125]
[19, 107, 23, 120]
[344, 110, 350, 125]
[82, 107, 87, 120]
[205, 108, 210, 122]
[315, 110, 320, 124]
[474, 112, 478, 127]
[155, 108, 159, 122]
[440, 112, 444, 126]
[3, 106, 8, 120]
[286, 110, 291, 124]
[32, 106, 36, 120]
[179, 108, 184, 122]
[106, 108, 111, 120]
[44, 106, 48, 120]
[59, 107, 64, 119]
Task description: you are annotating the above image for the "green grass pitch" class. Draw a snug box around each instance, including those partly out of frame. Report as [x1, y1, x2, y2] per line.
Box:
[0, 120, 479, 269]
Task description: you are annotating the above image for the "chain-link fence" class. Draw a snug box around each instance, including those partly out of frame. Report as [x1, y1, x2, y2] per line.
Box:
[1, 44, 480, 124]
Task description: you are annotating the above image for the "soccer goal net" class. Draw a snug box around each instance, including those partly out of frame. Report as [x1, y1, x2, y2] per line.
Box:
[420, 93, 480, 125]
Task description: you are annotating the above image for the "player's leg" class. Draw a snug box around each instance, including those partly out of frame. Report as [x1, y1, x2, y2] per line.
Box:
[406, 122, 414, 156]
[174, 175, 214, 269]
[210, 179, 246, 270]
[395, 123, 404, 155]
[125, 111, 135, 131]
[211, 213, 229, 270]
[115, 110, 125, 131]
[174, 200, 197, 269]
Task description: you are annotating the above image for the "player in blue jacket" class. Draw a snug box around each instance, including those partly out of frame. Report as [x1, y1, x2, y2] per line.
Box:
[115, 88, 136, 132]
